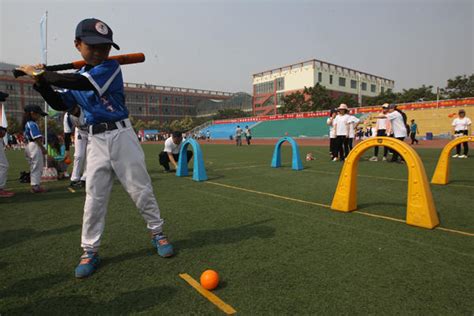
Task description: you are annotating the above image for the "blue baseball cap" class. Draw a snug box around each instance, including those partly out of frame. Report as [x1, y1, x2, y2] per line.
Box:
[75, 18, 120, 50]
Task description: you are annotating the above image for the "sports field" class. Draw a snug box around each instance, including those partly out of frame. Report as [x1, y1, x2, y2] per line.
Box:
[1, 143, 473, 314]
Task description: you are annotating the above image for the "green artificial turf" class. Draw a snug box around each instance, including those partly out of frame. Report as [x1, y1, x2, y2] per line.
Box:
[1, 143, 473, 315]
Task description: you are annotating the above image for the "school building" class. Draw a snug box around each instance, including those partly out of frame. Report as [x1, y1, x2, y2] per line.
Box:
[252, 58, 395, 116]
[0, 68, 233, 123]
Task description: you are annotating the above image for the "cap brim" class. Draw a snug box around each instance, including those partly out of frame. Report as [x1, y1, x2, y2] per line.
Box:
[80, 36, 120, 50]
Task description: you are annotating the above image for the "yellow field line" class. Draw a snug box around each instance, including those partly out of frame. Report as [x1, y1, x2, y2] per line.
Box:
[206, 181, 330, 209]
[205, 181, 474, 237]
[213, 164, 267, 171]
[179, 273, 237, 315]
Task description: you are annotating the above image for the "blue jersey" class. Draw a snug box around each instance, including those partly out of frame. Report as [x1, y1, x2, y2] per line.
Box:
[24, 120, 42, 142]
[60, 60, 128, 125]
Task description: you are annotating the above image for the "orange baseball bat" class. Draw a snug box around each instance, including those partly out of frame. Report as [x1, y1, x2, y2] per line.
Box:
[13, 53, 145, 78]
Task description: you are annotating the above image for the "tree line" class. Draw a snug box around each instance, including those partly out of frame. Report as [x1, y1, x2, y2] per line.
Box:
[279, 73, 474, 113]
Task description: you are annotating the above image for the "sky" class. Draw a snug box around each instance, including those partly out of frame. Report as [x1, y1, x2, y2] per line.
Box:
[0, 0, 473, 94]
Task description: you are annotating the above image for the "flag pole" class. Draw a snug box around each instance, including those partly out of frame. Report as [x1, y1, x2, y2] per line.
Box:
[42, 11, 48, 166]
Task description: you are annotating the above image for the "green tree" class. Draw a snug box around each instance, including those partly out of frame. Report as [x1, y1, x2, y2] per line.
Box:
[364, 89, 399, 106]
[304, 83, 333, 110]
[397, 85, 437, 103]
[280, 91, 308, 113]
[442, 74, 474, 99]
[6, 116, 21, 134]
[213, 109, 250, 120]
[332, 94, 358, 108]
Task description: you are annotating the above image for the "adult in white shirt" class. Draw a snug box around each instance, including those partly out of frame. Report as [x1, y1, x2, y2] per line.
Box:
[159, 131, 193, 172]
[326, 109, 337, 160]
[383, 104, 408, 162]
[333, 104, 350, 161]
[235, 125, 243, 146]
[345, 114, 360, 155]
[369, 103, 391, 162]
[452, 109, 472, 158]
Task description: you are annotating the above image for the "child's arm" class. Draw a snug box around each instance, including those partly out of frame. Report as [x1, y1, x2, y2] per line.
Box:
[167, 153, 178, 170]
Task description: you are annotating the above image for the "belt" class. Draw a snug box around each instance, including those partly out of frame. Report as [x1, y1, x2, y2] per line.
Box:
[89, 119, 130, 135]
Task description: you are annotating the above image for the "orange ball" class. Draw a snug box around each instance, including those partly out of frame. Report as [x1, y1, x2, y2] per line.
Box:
[64, 157, 72, 165]
[200, 270, 219, 290]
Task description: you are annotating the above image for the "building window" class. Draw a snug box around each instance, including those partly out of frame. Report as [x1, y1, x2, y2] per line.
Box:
[339, 77, 346, 87]
[361, 82, 367, 91]
[276, 77, 284, 91]
[350, 80, 357, 89]
[254, 81, 275, 95]
[276, 92, 285, 105]
[381, 87, 385, 93]
[318, 72, 322, 83]
[371, 84, 376, 93]
[329, 75, 333, 85]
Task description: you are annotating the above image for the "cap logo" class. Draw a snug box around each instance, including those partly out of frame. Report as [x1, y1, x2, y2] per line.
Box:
[95, 22, 109, 35]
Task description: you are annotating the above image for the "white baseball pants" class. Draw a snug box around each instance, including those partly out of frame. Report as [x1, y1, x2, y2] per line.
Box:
[0, 142, 8, 189]
[71, 128, 88, 182]
[25, 142, 43, 186]
[81, 121, 164, 252]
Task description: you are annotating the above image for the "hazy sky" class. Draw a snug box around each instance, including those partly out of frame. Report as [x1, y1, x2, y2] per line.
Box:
[1, 0, 473, 93]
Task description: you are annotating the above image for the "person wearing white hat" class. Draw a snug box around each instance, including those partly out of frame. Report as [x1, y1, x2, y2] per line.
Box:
[332, 103, 350, 161]
[452, 109, 471, 158]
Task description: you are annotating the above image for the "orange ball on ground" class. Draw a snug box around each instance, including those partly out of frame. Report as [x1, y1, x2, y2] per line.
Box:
[200, 270, 219, 290]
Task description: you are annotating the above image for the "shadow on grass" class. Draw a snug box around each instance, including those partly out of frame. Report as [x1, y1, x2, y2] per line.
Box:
[0, 224, 80, 250]
[174, 219, 275, 251]
[0, 189, 83, 204]
[101, 248, 154, 268]
[0, 273, 68, 298]
[4, 285, 177, 314]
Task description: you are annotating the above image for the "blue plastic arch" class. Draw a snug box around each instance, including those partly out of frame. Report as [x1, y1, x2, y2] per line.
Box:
[271, 136, 303, 171]
[176, 138, 208, 181]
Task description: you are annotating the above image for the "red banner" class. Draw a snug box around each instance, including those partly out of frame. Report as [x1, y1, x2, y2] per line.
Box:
[213, 98, 474, 124]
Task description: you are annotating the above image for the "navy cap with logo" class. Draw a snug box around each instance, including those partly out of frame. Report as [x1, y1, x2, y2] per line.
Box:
[75, 18, 120, 50]
[24, 104, 48, 117]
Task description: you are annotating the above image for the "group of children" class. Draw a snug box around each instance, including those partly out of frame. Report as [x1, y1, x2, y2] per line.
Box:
[328, 103, 471, 162]
[234, 125, 252, 146]
[327, 103, 360, 162]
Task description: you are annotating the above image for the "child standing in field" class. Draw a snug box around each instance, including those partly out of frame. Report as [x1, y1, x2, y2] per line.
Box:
[18, 18, 173, 278]
[452, 109, 472, 158]
[326, 109, 337, 160]
[369, 103, 390, 161]
[333, 104, 350, 161]
[0, 126, 15, 197]
[410, 119, 419, 145]
[22, 105, 48, 193]
[345, 114, 360, 155]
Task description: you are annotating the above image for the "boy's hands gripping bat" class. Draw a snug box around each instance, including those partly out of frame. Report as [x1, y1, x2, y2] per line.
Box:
[13, 53, 145, 78]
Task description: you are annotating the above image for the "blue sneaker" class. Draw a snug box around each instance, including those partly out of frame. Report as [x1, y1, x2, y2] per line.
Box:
[152, 234, 174, 258]
[75, 252, 100, 278]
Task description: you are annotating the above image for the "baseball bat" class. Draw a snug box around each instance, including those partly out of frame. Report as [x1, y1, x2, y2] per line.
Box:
[13, 53, 145, 78]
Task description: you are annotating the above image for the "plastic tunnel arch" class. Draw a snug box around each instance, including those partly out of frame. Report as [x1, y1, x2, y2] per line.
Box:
[431, 136, 473, 185]
[330, 137, 439, 229]
[176, 138, 208, 182]
[271, 136, 303, 171]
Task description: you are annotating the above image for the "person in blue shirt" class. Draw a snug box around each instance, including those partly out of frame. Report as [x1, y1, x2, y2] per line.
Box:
[17, 18, 174, 279]
[410, 119, 419, 145]
[22, 105, 48, 193]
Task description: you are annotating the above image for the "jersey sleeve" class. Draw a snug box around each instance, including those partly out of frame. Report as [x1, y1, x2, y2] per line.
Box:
[27, 122, 42, 140]
[386, 112, 397, 121]
[58, 89, 78, 110]
[81, 60, 121, 96]
[452, 119, 457, 127]
[467, 118, 472, 125]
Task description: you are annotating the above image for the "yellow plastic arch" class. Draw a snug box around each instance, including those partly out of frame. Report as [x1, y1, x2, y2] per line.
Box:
[330, 137, 439, 229]
[431, 136, 473, 185]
